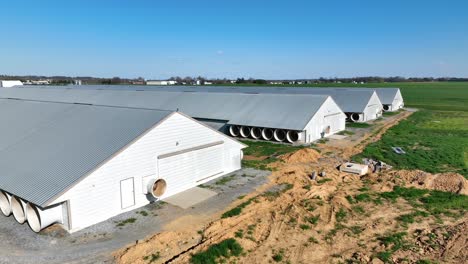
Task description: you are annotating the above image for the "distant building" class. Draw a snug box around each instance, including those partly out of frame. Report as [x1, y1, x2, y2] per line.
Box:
[0, 80, 23, 87]
[146, 80, 176, 86]
[24, 80, 51, 85]
[204, 81, 213, 85]
[74, 80, 82, 85]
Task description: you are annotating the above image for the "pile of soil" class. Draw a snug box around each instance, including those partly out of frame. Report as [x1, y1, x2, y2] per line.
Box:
[280, 148, 321, 164]
[395, 170, 468, 195]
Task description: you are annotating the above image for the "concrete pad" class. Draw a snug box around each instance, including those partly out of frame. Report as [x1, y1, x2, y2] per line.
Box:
[328, 134, 348, 140]
[163, 187, 217, 209]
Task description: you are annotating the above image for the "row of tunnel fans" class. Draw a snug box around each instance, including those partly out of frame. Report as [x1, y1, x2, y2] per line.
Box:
[0, 190, 63, 233]
[228, 125, 304, 143]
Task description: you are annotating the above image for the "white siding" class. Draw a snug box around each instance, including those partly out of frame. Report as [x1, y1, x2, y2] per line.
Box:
[362, 92, 383, 122]
[391, 90, 404, 111]
[304, 97, 346, 142]
[51, 113, 244, 232]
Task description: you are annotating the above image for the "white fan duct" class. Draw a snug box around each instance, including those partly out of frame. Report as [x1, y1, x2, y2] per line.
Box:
[11, 196, 28, 224]
[250, 127, 262, 139]
[273, 129, 286, 142]
[0, 191, 12, 216]
[229, 125, 240, 137]
[239, 126, 251, 138]
[286, 131, 304, 143]
[261, 128, 274, 141]
[350, 113, 362, 122]
[26, 203, 64, 233]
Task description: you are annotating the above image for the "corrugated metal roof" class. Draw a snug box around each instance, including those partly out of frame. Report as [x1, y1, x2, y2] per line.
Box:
[19, 85, 376, 113]
[0, 88, 331, 130]
[372, 88, 400, 105]
[0, 98, 172, 206]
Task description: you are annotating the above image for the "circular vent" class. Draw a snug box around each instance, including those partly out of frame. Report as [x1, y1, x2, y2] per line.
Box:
[151, 179, 167, 198]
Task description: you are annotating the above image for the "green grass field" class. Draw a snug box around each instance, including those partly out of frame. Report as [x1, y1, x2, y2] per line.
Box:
[353, 110, 468, 178]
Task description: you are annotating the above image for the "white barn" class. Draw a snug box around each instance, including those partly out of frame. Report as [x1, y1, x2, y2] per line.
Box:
[0, 88, 347, 144]
[70, 85, 382, 123]
[0, 98, 245, 233]
[0, 80, 23, 87]
[373, 88, 404, 112]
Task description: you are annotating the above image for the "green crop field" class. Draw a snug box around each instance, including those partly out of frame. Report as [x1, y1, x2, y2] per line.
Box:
[353, 110, 468, 178]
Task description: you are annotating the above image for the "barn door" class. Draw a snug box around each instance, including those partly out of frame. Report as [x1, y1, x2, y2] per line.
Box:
[120, 178, 135, 209]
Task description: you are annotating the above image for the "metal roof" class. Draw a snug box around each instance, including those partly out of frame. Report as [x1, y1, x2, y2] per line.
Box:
[0, 87, 331, 130]
[20, 85, 377, 113]
[372, 88, 400, 105]
[0, 98, 173, 207]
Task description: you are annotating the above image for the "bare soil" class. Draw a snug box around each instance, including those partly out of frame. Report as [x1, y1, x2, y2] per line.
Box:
[114, 111, 467, 264]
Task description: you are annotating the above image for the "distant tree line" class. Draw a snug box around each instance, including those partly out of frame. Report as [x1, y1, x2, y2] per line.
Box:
[1, 74, 467, 85]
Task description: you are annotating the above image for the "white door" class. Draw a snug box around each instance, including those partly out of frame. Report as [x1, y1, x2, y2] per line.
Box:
[120, 178, 135, 209]
[158, 144, 224, 199]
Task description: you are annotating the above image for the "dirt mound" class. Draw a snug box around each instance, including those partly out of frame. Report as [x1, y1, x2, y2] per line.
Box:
[280, 148, 321, 164]
[396, 170, 468, 194]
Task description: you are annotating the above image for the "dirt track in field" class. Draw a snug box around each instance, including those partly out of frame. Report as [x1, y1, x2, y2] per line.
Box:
[114, 110, 467, 264]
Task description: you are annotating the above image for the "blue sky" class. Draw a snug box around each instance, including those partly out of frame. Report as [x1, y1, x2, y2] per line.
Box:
[1, 0, 467, 79]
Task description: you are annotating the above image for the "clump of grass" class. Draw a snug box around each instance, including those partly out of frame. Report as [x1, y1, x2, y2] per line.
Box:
[300, 224, 311, 230]
[346, 195, 355, 204]
[221, 198, 255, 218]
[190, 238, 243, 264]
[335, 208, 347, 222]
[347, 122, 372, 128]
[348, 225, 364, 235]
[337, 130, 355, 136]
[352, 205, 365, 214]
[305, 215, 320, 225]
[374, 232, 411, 262]
[317, 178, 332, 184]
[116, 218, 137, 227]
[136, 210, 148, 216]
[234, 229, 244, 238]
[143, 252, 160, 263]
[308, 236, 319, 244]
[215, 175, 235, 185]
[355, 193, 372, 202]
[380, 186, 468, 216]
[272, 249, 285, 262]
[397, 210, 430, 227]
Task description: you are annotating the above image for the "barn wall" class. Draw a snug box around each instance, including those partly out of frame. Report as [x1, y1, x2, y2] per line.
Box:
[363, 92, 383, 122]
[304, 97, 345, 142]
[52, 113, 244, 232]
[391, 89, 404, 111]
